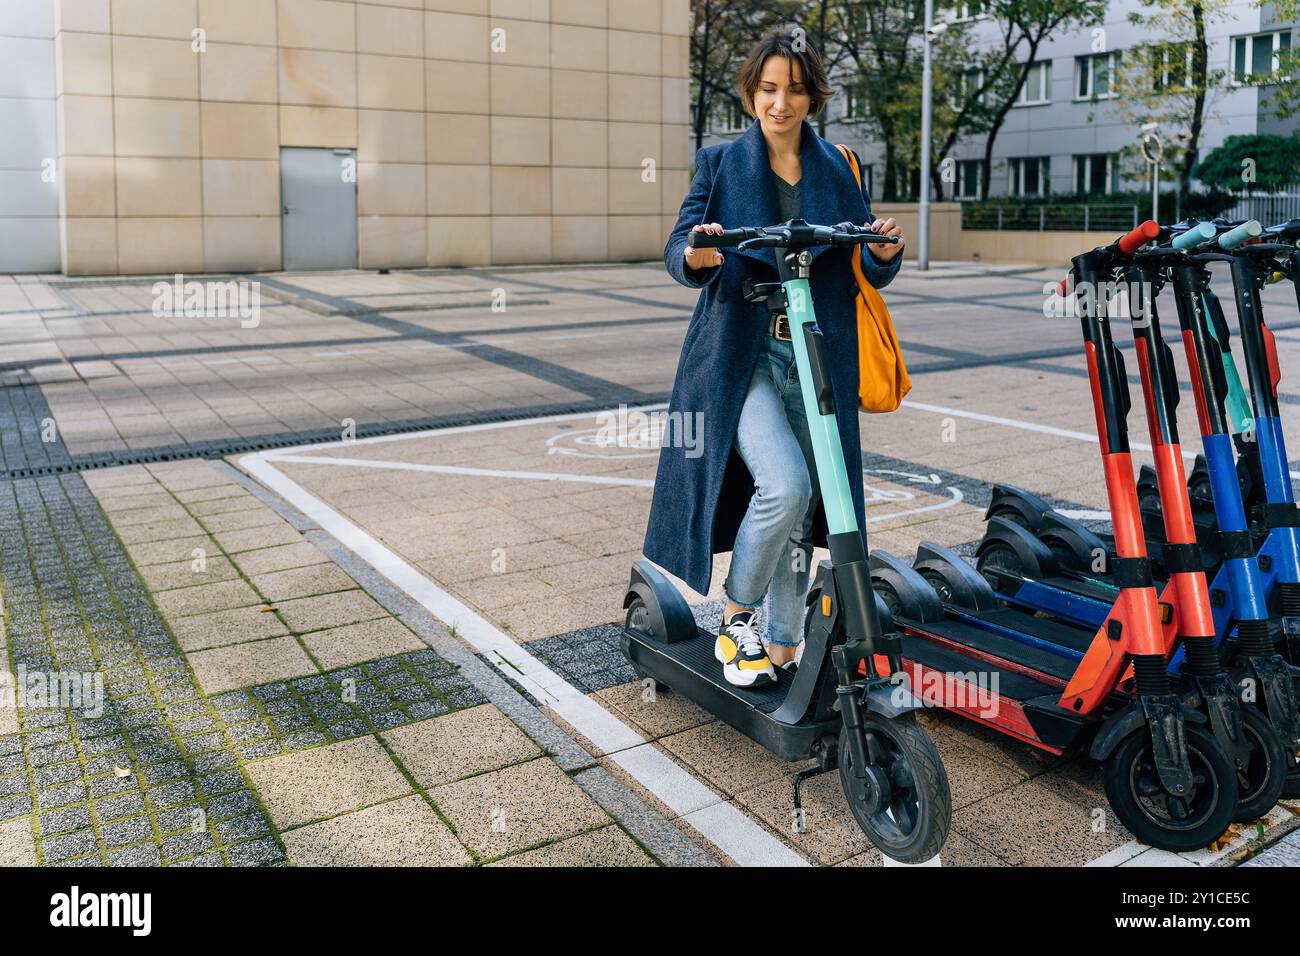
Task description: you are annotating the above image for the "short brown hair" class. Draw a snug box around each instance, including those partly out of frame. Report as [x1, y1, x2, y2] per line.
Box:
[736, 25, 835, 119]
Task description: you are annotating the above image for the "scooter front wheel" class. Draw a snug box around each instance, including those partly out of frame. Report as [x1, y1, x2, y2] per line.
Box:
[1231, 706, 1288, 822]
[1281, 751, 1300, 799]
[1103, 724, 1236, 853]
[838, 714, 951, 863]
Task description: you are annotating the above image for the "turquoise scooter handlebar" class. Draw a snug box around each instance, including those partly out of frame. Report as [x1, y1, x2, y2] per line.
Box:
[1217, 219, 1263, 250]
[1171, 221, 1217, 251]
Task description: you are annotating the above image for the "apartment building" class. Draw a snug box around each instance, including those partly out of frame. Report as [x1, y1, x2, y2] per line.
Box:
[0, 0, 691, 275]
[701, 0, 1296, 202]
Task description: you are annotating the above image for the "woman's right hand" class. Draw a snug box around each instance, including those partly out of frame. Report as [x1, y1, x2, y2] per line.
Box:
[684, 223, 726, 271]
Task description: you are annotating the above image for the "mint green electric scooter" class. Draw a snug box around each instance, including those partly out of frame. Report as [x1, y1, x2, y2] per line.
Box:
[621, 220, 951, 862]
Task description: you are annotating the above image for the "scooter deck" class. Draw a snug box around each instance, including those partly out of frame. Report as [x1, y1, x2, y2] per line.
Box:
[985, 567, 1116, 631]
[967, 606, 1097, 672]
[894, 626, 1090, 754]
[622, 624, 838, 761]
[1035, 573, 1119, 605]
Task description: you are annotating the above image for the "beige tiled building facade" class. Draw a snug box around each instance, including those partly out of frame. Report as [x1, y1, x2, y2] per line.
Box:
[31, 0, 691, 276]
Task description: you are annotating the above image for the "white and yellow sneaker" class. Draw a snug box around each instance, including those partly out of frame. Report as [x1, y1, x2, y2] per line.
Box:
[715, 610, 776, 688]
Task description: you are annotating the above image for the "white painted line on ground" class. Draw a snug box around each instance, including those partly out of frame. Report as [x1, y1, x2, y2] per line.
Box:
[1118, 849, 1198, 867]
[1084, 842, 1149, 867]
[612, 744, 806, 864]
[268, 454, 654, 488]
[681, 801, 807, 867]
[258, 402, 670, 459]
[902, 399, 1109, 445]
[239, 445, 809, 868]
[903, 398, 1300, 481]
[1085, 804, 1297, 867]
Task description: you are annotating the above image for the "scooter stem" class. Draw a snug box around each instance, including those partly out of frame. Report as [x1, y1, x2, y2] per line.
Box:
[776, 247, 885, 655]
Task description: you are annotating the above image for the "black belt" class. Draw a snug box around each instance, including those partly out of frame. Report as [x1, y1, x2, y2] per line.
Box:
[770, 313, 792, 341]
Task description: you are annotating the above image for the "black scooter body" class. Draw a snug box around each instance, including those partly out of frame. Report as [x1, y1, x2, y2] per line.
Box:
[621, 557, 916, 762]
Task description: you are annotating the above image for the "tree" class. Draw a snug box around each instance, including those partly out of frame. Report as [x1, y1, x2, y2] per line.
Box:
[688, 0, 796, 154]
[791, 0, 853, 138]
[926, 21, 1020, 200]
[1193, 134, 1300, 192]
[833, 0, 926, 200]
[1109, 0, 1232, 199]
[974, 0, 1110, 199]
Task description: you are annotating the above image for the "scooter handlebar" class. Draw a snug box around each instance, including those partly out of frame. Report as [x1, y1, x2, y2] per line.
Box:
[1171, 221, 1217, 251]
[1263, 218, 1300, 241]
[827, 223, 899, 246]
[686, 222, 899, 251]
[1116, 219, 1161, 255]
[688, 227, 760, 249]
[1217, 219, 1263, 250]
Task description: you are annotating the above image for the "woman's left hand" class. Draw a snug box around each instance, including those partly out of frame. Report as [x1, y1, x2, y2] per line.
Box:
[866, 218, 904, 264]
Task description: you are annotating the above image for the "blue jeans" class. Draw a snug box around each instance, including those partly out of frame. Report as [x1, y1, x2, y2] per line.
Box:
[722, 335, 822, 646]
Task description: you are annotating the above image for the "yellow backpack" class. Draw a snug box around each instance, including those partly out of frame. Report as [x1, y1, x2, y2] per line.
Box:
[835, 144, 912, 413]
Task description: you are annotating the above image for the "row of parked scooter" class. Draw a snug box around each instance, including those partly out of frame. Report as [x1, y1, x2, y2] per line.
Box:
[873, 216, 1300, 852]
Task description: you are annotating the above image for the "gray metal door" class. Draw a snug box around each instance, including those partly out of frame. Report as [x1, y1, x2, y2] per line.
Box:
[280, 147, 357, 271]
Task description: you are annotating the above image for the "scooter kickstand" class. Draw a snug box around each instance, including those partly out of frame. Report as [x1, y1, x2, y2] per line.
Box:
[791, 737, 837, 828]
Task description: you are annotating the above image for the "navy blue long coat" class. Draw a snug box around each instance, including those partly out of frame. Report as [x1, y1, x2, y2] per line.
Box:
[643, 118, 901, 598]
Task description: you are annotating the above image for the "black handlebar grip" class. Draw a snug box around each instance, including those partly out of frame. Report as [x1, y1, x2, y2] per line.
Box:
[688, 229, 746, 249]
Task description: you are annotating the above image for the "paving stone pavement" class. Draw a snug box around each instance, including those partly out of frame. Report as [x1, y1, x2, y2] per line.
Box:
[1243, 827, 1300, 867]
[0, 471, 288, 866]
[0, 439, 701, 866]
[5, 264, 1300, 868]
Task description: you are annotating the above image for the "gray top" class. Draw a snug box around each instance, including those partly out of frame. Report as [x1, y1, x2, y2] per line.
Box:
[772, 171, 801, 223]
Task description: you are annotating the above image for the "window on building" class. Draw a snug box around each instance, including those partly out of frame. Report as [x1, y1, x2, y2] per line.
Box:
[1074, 154, 1117, 194]
[956, 159, 984, 198]
[954, 68, 986, 107]
[1076, 51, 1121, 99]
[1008, 156, 1051, 197]
[952, 1, 985, 21]
[1015, 61, 1052, 105]
[714, 98, 748, 133]
[843, 82, 870, 120]
[1232, 30, 1292, 82]
[1151, 41, 1192, 91]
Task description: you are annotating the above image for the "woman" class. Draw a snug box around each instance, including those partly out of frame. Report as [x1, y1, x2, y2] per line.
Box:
[642, 26, 905, 688]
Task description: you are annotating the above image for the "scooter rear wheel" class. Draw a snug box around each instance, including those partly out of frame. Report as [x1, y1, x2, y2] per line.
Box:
[623, 596, 669, 692]
[838, 714, 951, 863]
[974, 541, 1023, 586]
[1103, 724, 1237, 853]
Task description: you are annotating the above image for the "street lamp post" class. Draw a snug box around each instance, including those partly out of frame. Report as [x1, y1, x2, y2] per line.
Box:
[918, 0, 935, 271]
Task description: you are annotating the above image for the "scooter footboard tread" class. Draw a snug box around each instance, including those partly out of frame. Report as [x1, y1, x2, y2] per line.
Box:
[981, 607, 1097, 657]
[897, 630, 1062, 702]
[897, 631, 1079, 752]
[653, 627, 788, 711]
